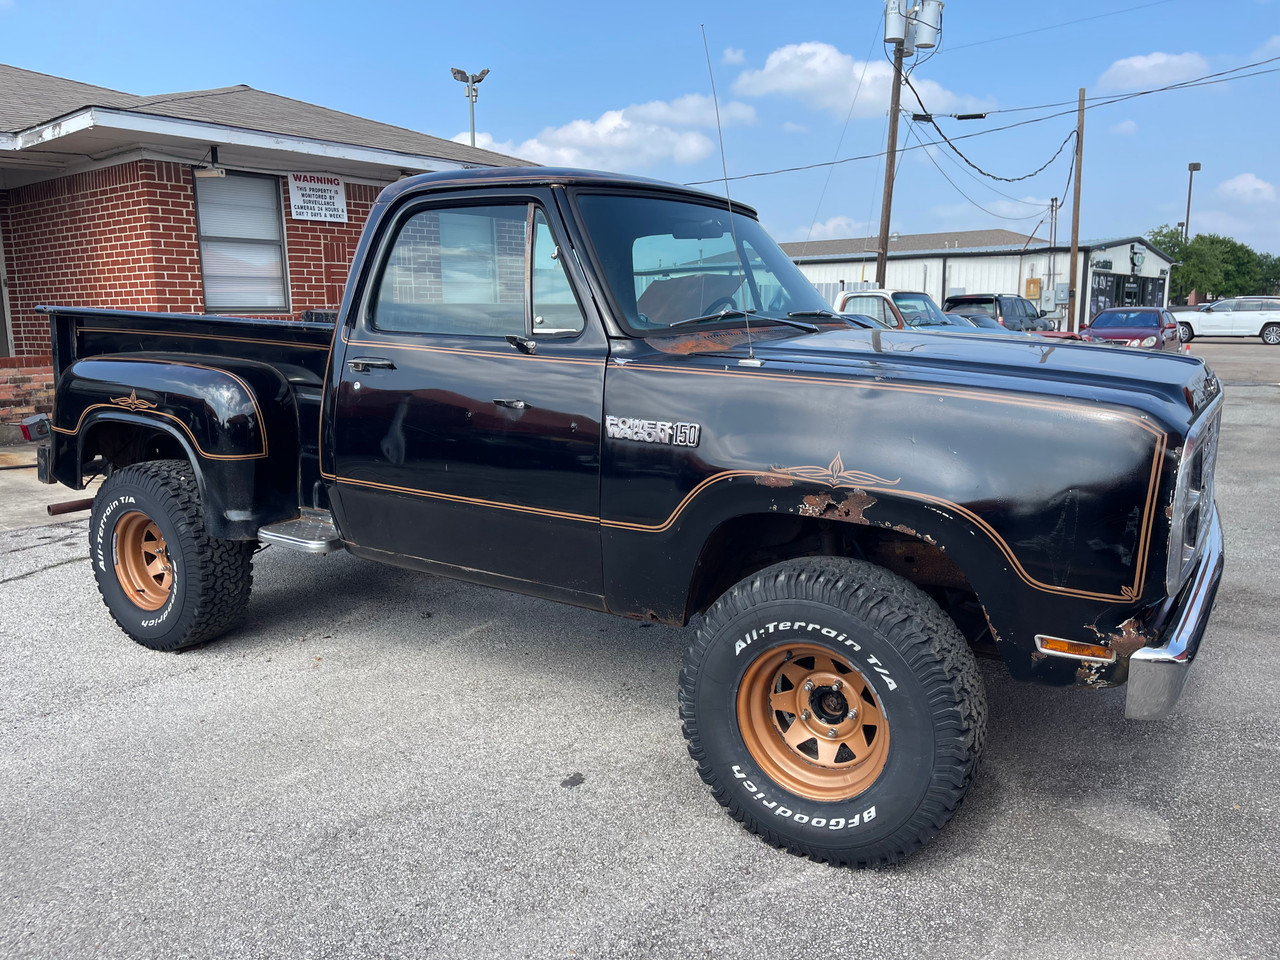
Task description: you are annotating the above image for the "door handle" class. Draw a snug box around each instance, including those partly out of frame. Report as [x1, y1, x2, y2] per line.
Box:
[505, 335, 537, 355]
[347, 357, 396, 373]
[492, 399, 528, 410]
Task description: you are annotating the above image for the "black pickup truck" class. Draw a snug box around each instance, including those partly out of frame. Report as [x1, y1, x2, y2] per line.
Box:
[35, 167, 1224, 868]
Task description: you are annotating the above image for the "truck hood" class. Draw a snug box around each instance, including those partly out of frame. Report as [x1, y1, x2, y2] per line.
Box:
[656, 325, 1220, 420]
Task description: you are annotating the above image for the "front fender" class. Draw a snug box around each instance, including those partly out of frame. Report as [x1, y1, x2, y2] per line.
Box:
[51, 355, 300, 538]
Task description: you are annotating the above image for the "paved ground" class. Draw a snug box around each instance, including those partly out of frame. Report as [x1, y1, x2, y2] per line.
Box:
[1, 341, 1277, 959]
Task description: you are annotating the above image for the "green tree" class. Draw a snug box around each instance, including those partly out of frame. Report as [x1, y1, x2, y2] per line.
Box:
[1146, 224, 1191, 298]
[1257, 252, 1280, 295]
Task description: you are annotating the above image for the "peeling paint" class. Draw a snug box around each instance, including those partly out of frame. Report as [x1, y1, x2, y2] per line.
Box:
[800, 489, 877, 523]
[1076, 661, 1108, 687]
[1108, 616, 1149, 658]
[755, 474, 794, 488]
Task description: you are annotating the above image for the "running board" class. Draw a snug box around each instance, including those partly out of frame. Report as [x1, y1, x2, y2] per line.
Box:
[257, 510, 344, 554]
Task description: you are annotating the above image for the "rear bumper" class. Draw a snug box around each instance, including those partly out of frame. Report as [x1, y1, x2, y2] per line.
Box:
[1125, 505, 1224, 719]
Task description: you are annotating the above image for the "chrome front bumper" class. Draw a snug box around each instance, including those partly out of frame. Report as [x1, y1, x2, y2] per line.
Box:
[1125, 505, 1224, 719]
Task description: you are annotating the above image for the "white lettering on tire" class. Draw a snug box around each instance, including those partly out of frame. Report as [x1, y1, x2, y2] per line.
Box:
[731, 764, 877, 830]
[733, 619, 896, 692]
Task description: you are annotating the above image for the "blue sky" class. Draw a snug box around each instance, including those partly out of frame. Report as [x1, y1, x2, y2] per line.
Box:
[2, 0, 1278, 253]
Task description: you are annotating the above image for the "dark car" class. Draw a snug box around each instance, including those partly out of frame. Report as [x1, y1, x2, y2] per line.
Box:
[950, 312, 1028, 335]
[943, 294, 1050, 332]
[1082, 308, 1180, 351]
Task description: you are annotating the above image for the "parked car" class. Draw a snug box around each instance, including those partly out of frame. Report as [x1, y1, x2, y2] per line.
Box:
[1081, 307, 1180, 351]
[833, 289, 950, 330]
[951, 312, 1028, 335]
[943, 294, 1051, 332]
[1174, 297, 1280, 344]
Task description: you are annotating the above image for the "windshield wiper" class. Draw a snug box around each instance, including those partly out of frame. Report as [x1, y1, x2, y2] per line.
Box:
[669, 308, 756, 328]
[787, 309, 841, 320]
[668, 309, 818, 333]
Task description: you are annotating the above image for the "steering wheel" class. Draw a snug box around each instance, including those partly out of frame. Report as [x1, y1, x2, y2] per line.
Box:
[703, 296, 737, 315]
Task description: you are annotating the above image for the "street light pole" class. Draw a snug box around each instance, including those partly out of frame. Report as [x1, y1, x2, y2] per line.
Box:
[1184, 162, 1201, 241]
[450, 67, 490, 148]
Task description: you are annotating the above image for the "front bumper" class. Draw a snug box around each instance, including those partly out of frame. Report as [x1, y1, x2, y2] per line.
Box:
[1125, 505, 1224, 719]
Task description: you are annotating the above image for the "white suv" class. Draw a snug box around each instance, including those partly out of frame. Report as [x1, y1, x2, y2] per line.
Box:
[1177, 297, 1280, 345]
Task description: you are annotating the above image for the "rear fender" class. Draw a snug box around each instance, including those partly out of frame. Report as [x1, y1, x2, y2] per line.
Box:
[51, 356, 301, 539]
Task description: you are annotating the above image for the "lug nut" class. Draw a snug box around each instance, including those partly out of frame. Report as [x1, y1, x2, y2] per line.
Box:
[826, 728, 838, 738]
[832, 679, 843, 691]
[847, 708, 858, 721]
[800, 709, 811, 721]
[803, 681, 815, 692]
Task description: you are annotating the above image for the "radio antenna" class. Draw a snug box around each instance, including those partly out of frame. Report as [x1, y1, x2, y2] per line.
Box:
[701, 24, 758, 364]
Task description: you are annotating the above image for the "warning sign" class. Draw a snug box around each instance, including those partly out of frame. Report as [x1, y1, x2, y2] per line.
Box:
[288, 173, 348, 223]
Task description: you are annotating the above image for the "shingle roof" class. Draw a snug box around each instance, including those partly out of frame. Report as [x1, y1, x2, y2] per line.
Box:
[0, 63, 140, 129]
[782, 228, 1043, 259]
[0, 63, 527, 167]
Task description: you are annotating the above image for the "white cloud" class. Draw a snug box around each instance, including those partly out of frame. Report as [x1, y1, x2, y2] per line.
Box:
[1216, 172, 1277, 203]
[1109, 119, 1138, 135]
[722, 47, 746, 65]
[625, 94, 755, 128]
[782, 121, 808, 134]
[1257, 35, 1280, 56]
[784, 215, 874, 243]
[732, 41, 990, 117]
[1097, 51, 1208, 92]
[453, 94, 755, 170]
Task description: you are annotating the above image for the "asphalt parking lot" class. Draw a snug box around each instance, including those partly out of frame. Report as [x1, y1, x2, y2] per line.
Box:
[1, 340, 1277, 960]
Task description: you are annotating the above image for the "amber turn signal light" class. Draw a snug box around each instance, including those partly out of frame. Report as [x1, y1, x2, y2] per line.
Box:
[1034, 635, 1117, 663]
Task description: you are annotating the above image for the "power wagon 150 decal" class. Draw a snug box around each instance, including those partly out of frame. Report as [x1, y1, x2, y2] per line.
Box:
[605, 416, 701, 447]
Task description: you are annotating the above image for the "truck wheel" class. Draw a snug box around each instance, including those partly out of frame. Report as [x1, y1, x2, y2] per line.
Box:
[679, 557, 986, 867]
[89, 459, 253, 651]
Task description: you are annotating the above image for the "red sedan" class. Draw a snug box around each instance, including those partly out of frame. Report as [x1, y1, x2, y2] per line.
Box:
[1080, 307, 1181, 352]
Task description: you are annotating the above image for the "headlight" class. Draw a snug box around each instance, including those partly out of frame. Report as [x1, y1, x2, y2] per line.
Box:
[1127, 336, 1158, 347]
[1141, 335, 1157, 347]
[1166, 400, 1222, 596]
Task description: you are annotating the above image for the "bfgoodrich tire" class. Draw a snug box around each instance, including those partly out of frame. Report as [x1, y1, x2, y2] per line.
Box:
[679, 557, 986, 867]
[89, 459, 253, 651]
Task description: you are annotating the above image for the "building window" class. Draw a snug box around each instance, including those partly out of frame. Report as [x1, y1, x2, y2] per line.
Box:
[194, 172, 288, 311]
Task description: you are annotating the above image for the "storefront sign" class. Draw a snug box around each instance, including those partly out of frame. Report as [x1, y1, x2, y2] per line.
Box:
[288, 173, 348, 223]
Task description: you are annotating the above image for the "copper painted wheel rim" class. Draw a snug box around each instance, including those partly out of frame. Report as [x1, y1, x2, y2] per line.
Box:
[113, 511, 173, 611]
[737, 643, 890, 802]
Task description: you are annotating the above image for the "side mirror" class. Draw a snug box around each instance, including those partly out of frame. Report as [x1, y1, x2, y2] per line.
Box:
[1038, 308, 1047, 317]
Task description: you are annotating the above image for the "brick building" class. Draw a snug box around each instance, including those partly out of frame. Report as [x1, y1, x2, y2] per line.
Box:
[0, 63, 524, 438]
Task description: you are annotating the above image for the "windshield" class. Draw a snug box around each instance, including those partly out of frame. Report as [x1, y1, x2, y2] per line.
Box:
[946, 299, 995, 318]
[575, 193, 831, 332]
[893, 292, 949, 326]
[1091, 310, 1158, 329]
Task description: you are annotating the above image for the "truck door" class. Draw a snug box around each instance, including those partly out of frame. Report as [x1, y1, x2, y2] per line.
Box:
[329, 190, 606, 600]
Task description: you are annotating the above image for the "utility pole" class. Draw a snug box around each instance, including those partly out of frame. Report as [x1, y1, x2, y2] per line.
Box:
[1066, 88, 1085, 332]
[1048, 197, 1058, 325]
[875, 41, 905, 288]
[874, 0, 941, 288]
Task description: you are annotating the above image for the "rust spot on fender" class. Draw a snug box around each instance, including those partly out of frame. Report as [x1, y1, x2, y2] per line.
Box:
[755, 474, 794, 488]
[1108, 616, 1149, 658]
[800, 490, 877, 522]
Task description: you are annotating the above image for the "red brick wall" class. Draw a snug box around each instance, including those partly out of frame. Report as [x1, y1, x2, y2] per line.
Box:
[281, 179, 380, 312]
[0, 160, 382, 430]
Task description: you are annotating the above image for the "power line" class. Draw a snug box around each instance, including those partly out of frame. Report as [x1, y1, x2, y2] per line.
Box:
[684, 58, 1278, 187]
[903, 70, 1076, 183]
[905, 121, 1053, 222]
[944, 0, 1177, 52]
